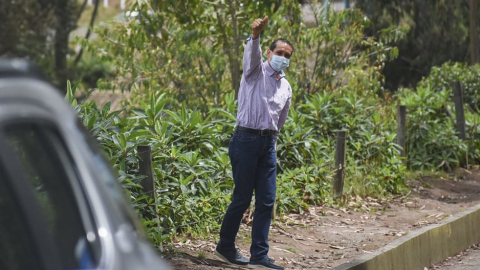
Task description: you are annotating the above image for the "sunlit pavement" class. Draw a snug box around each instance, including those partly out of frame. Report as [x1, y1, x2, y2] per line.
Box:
[432, 246, 480, 270]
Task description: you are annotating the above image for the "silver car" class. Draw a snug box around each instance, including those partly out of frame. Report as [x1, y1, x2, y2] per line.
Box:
[0, 59, 171, 270]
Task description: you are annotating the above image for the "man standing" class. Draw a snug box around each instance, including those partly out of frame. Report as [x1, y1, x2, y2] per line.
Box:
[215, 16, 293, 270]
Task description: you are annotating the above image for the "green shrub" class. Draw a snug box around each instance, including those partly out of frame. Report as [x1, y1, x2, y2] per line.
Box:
[420, 63, 480, 113]
[400, 64, 480, 170]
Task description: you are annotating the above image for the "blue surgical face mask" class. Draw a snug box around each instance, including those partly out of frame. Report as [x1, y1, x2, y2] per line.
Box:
[270, 54, 290, 71]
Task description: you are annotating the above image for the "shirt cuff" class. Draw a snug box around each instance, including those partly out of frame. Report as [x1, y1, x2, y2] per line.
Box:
[246, 34, 260, 43]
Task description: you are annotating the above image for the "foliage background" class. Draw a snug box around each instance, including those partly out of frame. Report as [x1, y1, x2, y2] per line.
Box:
[5, 0, 480, 248]
[354, 0, 474, 91]
[71, 0, 411, 245]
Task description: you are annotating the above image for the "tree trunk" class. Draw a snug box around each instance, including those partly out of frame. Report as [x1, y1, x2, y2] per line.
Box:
[55, 0, 70, 92]
[470, 0, 478, 64]
[228, 0, 241, 99]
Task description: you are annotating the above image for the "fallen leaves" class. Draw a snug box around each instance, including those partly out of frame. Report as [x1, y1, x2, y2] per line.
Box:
[384, 230, 407, 237]
[272, 246, 296, 254]
[412, 212, 450, 228]
[329, 245, 346, 250]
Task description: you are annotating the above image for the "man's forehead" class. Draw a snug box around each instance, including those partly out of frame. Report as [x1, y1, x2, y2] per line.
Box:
[273, 42, 293, 52]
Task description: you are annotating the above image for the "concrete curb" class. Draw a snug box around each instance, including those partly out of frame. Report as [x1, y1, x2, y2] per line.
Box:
[333, 204, 480, 270]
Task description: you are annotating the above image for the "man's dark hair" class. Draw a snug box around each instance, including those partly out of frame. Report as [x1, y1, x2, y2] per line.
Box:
[270, 38, 294, 54]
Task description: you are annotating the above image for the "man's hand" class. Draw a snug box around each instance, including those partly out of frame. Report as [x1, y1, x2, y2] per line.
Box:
[251, 16, 268, 39]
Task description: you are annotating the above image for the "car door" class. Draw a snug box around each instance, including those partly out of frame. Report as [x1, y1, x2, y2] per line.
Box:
[0, 113, 102, 269]
[0, 149, 59, 270]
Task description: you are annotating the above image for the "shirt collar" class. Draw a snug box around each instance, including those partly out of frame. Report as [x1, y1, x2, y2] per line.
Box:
[264, 61, 285, 79]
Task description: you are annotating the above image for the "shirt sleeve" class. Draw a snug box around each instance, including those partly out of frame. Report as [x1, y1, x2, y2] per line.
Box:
[243, 36, 263, 80]
[273, 95, 292, 142]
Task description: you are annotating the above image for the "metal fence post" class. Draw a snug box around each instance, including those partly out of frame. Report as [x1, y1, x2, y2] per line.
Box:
[453, 82, 468, 167]
[397, 105, 407, 162]
[453, 82, 466, 141]
[137, 145, 158, 220]
[334, 131, 347, 199]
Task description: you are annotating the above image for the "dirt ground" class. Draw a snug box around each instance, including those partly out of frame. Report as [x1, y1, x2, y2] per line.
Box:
[164, 168, 480, 270]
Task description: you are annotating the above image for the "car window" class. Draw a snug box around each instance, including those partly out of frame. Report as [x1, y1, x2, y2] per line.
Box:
[4, 123, 97, 269]
[0, 166, 41, 270]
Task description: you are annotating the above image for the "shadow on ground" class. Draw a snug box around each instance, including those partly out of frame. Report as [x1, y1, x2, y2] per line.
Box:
[411, 169, 480, 204]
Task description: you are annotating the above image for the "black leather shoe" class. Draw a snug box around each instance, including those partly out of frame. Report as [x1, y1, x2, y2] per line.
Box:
[214, 247, 249, 265]
[248, 257, 284, 269]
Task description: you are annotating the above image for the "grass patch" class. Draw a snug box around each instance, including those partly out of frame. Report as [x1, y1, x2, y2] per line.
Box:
[197, 251, 207, 259]
[405, 170, 449, 181]
[286, 248, 297, 254]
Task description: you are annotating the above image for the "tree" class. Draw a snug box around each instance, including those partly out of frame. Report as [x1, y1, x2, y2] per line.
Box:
[0, 0, 57, 78]
[88, 0, 293, 111]
[470, 0, 479, 64]
[355, 0, 472, 91]
[0, 0, 89, 91]
[154, 0, 285, 99]
[83, 0, 402, 116]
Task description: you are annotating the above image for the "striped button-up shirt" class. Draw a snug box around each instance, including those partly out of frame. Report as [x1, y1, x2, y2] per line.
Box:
[236, 36, 292, 141]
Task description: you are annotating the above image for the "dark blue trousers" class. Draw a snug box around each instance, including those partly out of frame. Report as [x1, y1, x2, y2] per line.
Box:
[217, 130, 277, 261]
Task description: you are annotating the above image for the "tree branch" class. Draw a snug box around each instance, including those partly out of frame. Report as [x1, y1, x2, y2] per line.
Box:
[74, 0, 99, 65]
[75, 0, 89, 26]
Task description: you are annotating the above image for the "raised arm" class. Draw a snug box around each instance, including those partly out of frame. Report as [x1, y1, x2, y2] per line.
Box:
[243, 16, 268, 78]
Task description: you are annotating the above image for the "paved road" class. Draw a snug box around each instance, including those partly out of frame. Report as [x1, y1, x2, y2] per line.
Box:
[433, 246, 480, 270]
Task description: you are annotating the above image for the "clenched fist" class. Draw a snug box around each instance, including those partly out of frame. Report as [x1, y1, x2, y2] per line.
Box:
[251, 16, 268, 39]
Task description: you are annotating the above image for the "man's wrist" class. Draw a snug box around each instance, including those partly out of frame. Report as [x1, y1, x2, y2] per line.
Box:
[252, 33, 260, 39]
